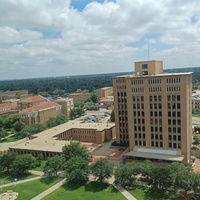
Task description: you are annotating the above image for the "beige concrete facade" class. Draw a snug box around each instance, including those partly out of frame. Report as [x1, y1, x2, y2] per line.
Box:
[113, 60, 192, 164]
[19, 102, 62, 125]
[55, 98, 74, 117]
[9, 119, 115, 159]
[96, 87, 113, 98]
[192, 91, 200, 113]
[68, 93, 91, 103]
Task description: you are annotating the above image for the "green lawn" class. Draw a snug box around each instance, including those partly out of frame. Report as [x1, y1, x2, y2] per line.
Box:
[193, 114, 200, 118]
[0, 134, 20, 143]
[33, 160, 46, 172]
[0, 172, 38, 184]
[43, 181, 126, 200]
[0, 177, 63, 200]
[129, 187, 178, 200]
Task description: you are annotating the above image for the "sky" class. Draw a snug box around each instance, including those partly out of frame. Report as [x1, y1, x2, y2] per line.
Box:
[0, 0, 200, 80]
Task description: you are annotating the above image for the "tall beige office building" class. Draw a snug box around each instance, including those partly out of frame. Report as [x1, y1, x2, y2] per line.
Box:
[113, 61, 192, 164]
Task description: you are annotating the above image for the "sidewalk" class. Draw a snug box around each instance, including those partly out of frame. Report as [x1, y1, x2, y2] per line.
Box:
[31, 178, 67, 200]
[1, 176, 44, 188]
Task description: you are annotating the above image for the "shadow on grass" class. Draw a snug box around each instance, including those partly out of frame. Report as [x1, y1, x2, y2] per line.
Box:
[84, 181, 110, 193]
[61, 180, 87, 191]
[40, 176, 59, 185]
[0, 171, 33, 184]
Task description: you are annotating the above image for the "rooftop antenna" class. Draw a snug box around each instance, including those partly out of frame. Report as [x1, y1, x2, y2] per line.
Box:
[148, 37, 150, 60]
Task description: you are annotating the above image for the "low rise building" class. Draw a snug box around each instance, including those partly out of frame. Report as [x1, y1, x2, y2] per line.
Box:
[9, 119, 116, 159]
[19, 101, 62, 125]
[96, 87, 113, 98]
[17, 95, 48, 111]
[0, 102, 18, 115]
[0, 90, 29, 102]
[68, 93, 91, 103]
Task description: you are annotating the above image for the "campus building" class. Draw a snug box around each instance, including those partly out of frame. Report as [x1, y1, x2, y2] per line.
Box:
[113, 60, 192, 164]
[9, 119, 115, 159]
[96, 87, 113, 98]
[55, 98, 74, 117]
[0, 101, 18, 115]
[17, 95, 48, 111]
[68, 93, 92, 103]
[19, 101, 62, 125]
[192, 91, 200, 113]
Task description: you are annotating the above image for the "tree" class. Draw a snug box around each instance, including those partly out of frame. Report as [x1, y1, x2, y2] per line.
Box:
[148, 165, 171, 191]
[193, 135, 200, 145]
[14, 121, 25, 132]
[10, 154, 38, 175]
[90, 158, 113, 181]
[70, 108, 85, 119]
[110, 109, 115, 122]
[169, 162, 193, 196]
[62, 142, 90, 161]
[44, 155, 62, 176]
[89, 93, 98, 103]
[64, 157, 89, 182]
[114, 164, 135, 187]
[0, 152, 17, 172]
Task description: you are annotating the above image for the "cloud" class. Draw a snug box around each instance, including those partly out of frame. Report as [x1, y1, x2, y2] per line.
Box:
[0, 0, 200, 80]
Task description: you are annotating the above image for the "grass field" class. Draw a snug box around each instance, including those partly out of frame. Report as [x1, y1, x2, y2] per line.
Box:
[0, 177, 63, 200]
[193, 114, 200, 118]
[43, 181, 126, 200]
[0, 172, 38, 184]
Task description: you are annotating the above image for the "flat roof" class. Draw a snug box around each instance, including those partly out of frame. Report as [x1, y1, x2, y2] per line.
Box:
[113, 72, 193, 79]
[124, 151, 184, 162]
[10, 118, 115, 153]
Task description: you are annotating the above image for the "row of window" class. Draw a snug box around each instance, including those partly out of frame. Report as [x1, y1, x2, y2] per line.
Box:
[149, 87, 162, 93]
[116, 78, 126, 83]
[131, 79, 144, 85]
[135, 141, 181, 149]
[168, 111, 181, 117]
[150, 111, 162, 117]
[148, 79, 162, 84]
[117, 92, 127, 97]
[167, 86, 181, 92]
[132, 88, 144, 93]
[133, 96, 144, 101]
[150, 103, 162, 109]
[169, 135, 181, 141]
[167, 95, 181, 101]
[167, 77, 181, 84]
[168, 103, 181, 109]
[149, 95, 162, 101]
[168, 119, 181, 125]
[168, 127, 181, 133]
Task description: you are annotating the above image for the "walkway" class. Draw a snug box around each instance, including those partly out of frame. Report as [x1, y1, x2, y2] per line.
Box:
[31, 178, 67, 200]
[106, 176, 137, 200]
[1, 176, 44, 188]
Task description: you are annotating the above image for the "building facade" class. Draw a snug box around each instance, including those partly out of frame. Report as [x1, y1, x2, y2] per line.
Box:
[68, 93, 91, 103]
[55, 98, 74, 117]
[17, 95, 48, 111]
[19, 101, 62, 125]
[0, 90, 29, 103]
[192, 92, 200, 113]
[96, 87, 113, 98]
[113, 60, 192, 164]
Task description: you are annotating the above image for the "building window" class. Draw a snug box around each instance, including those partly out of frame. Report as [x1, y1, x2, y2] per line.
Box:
[151, 142, 154, 147]
[135, 141, 137, 145]
[142, 64, 148, 69]
[151, 134, 154, 139]
[169, 135, 172, 140]
[160, 142, 163, 148]
[169, 143, 172, 148]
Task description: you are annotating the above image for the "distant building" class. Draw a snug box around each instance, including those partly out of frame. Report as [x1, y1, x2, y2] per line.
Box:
[0, 90, 29, 103]
[17, 95, 48, 111]
[55, 98, 74, 117]
[96, 87, 113, 98]
[68, 93, 91, 103]
[113, 60, 192, 164]
[0, 102, 18, 115]
[192, 91, 200, 113]
[19, 101, 62, 125]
